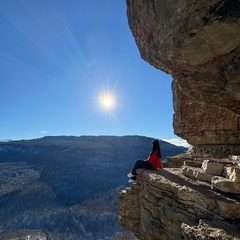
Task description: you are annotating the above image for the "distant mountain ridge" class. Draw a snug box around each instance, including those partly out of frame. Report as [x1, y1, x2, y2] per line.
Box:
[0, 135, 187, 239]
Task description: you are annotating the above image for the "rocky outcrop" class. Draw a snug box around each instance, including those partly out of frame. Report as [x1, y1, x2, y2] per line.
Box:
[182, 220, 239, 240]
[121, 1, 240, 239]
[172, 81, 240, 151]
[126, 0, 240, 112]
[126, 0, 240, 156]
[119, 158, 240, 239]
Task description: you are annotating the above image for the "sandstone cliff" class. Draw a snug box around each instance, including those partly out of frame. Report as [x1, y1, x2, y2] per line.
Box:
[119, 0, 240, 239]
[126, 0, 240, 156]
[119, 156, 240, 239]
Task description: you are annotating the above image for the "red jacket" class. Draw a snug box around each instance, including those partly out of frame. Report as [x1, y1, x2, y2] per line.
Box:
[145, 150, 162, 169]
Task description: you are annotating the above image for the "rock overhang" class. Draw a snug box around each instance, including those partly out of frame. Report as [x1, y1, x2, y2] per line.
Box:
[126, 0, 240, 156]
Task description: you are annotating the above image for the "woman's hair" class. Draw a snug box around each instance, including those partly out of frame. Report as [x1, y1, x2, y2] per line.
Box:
[151, 139, 161, 158]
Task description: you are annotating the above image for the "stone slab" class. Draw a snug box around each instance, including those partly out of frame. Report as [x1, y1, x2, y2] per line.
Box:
[182, 166, 214, 182]
[202, 160, 224, 176]
[212, 176, 240, 195]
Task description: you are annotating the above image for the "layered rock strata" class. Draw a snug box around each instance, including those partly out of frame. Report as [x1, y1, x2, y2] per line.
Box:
[121, 1, 240, 239]
[173, 81, 240, 156]
[126, 0, 240, 112]
[126, 0, 240, 156]
[119, 161, 240, 240]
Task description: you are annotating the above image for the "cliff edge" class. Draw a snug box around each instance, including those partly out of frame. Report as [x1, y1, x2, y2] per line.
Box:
[119, 0, 240, 239]
[119, 156, 240, 239]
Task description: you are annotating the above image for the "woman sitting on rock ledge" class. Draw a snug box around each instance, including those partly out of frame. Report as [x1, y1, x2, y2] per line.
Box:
[128, 139, 162, 183]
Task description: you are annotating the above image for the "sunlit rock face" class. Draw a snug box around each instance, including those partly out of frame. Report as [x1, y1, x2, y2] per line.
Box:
[120, 1, 240, 239]
[172, 80, 240, 156]
[119, 169, 240, 240]
[126, 0, 240, 156]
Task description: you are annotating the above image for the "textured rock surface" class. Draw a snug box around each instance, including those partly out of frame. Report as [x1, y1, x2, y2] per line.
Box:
[119, 169, 240, 240]
[126, 0, 240, 156]
[201, 160, 224, 175]
[126, 0, 240, 112]
[212, 176, 240, 194]
[181, 157, 240, 194]
[172, 81, 240, 150]
[182, 220, 238, 240]
[224, 166, 240, 181]
[123, 0, 240, 239]
[182, 166, 214, 182]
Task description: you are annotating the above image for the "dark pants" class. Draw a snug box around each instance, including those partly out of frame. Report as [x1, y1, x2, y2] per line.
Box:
[131, 160, 152, 176]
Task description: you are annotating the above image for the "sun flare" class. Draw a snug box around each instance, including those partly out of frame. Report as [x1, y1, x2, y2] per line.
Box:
[100, 95, 115, 110]
[99, 93, 116, 111]
[103, 97, 112, 107]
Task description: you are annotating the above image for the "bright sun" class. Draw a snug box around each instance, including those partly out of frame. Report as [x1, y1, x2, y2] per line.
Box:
[100, 95, 115, 110]
[103, 97, 112, 107]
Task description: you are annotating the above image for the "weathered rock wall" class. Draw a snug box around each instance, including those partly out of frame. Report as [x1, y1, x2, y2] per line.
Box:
[119, 166, 240, 240]
[126, 0, 240, 111]
[120, 1, 240, 239]
[172, 80, 240, 145]
[126, 0, 240, 156]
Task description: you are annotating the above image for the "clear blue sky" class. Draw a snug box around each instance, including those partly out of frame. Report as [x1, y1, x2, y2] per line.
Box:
[0, 0, 187, 146]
